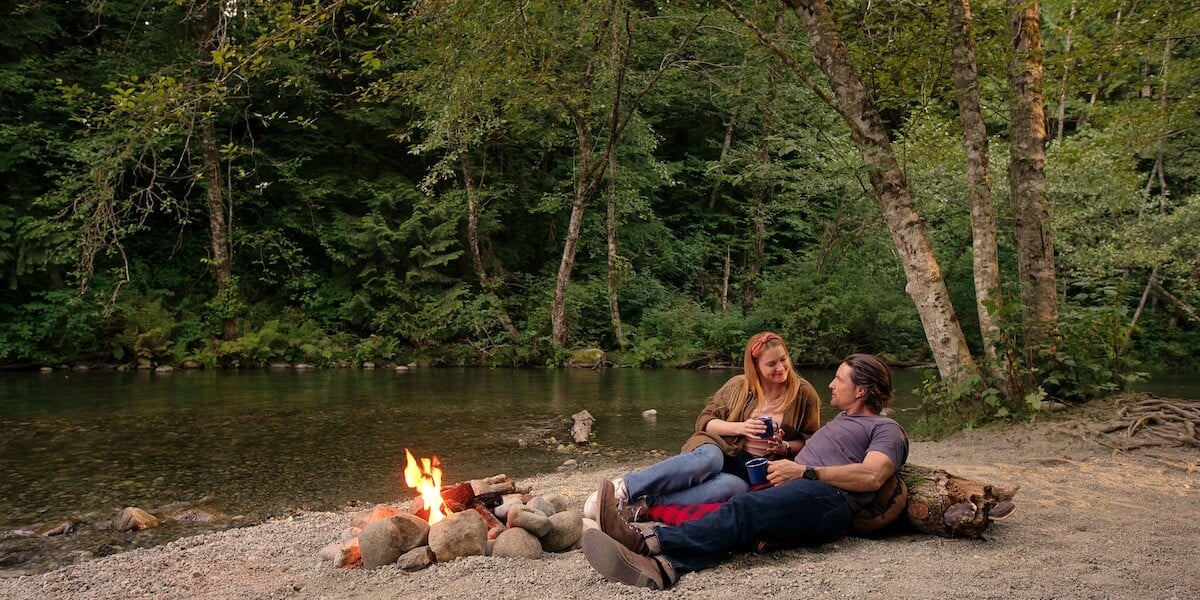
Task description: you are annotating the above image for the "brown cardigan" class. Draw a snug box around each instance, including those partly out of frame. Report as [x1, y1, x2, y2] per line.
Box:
[680, 374, 821, 457]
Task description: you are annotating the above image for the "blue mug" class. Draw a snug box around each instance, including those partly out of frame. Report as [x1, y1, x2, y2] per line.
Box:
[746, 457, 769, 486]
[756, 416, 775, 439]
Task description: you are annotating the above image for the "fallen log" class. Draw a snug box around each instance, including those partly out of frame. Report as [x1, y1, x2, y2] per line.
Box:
[901, 464, 1018, 538]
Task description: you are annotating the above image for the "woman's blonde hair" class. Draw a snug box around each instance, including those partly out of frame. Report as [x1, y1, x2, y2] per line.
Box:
[726, 332, 803, 419]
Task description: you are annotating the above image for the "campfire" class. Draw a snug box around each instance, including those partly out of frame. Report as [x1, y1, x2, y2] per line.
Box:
[402, 449, 452, 525]
[319, 449, 587, 570]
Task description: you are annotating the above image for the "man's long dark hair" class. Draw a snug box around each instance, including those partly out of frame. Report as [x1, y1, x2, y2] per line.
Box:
[844, 354, 894, 414]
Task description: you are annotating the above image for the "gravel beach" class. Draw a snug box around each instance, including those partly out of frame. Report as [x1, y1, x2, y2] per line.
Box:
[1, 403, 1197, 600]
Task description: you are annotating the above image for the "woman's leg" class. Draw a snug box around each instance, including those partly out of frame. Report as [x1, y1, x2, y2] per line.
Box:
[623, 444, 725, 505]
[656, 472, 749, 505]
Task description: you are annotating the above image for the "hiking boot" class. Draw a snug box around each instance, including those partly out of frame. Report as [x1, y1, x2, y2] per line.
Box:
[582, 529, 676, 590]
[583, 477, 628, 521]
[596, 479, 651, 554]
[620, 497, 649, 522]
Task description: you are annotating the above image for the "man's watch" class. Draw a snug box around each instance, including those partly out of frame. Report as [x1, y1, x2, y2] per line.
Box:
[802, 466, 819, 481]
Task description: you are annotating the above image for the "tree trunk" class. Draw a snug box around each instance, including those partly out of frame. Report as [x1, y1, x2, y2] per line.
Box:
[606, 14, 626, 349]
[721, 247, 731, 317]
[785, 0, 978, 385]
[1008, 0, 1060, 359]
[461, 153, 520, 342]
[949, 0, 1010, 394]
[606, 149, 626, 347]
[199, 117, 238, 341]
[1053, 1, 1076, 145]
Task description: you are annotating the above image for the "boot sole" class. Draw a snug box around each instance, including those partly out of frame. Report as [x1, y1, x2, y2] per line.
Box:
[582, 529, 664, 590]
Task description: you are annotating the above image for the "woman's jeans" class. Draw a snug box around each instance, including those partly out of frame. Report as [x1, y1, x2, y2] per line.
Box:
[623, 443, 752, 506]
[655, 480, 852, 573]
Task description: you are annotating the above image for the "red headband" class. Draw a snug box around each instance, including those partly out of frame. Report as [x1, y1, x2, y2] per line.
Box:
[750, 333, 781, 357]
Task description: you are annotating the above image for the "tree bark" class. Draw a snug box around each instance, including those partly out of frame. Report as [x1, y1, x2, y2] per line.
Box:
[461, 152, 520, 342]
[199, 117, 238, 341]
[606, 148, 626, 347]
[1008, 0, 1060, 358]
[606, 14, 626, 348]
[1053, 1, 1076, 144]
[783, 0, 978, 385]
[949, 0, 1009, 393]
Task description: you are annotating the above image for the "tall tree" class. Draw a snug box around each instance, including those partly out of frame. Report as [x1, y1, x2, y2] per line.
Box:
[949, 0, 1010, 391]
[547, 2, 699, 346]
[729, 0, 979, 384]
[1008, 0, 1060, 359]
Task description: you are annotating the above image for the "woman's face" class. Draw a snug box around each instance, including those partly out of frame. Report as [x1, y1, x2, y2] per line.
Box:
[754, 345, 790, 386]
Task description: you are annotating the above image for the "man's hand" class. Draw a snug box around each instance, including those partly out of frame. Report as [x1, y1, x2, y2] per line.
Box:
[766, 460, 806, 486]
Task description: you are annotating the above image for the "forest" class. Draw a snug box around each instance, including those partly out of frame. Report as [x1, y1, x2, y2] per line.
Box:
[1, 0, 1196, 419]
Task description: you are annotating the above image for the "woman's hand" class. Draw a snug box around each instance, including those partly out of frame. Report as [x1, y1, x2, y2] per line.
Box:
[741, 418, 768, 438]
[767, 436, 790, 457]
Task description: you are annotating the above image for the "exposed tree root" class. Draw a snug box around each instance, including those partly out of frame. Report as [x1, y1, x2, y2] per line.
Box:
[1054, 394, 1200, 471]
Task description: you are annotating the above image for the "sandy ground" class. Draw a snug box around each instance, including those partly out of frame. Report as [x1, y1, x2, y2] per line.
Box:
[1, 403, 1197, 600]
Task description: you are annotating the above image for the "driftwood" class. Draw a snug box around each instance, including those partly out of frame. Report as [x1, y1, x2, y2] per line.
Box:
[571, 410, 594, 445]
[901, 464, 1019, 539]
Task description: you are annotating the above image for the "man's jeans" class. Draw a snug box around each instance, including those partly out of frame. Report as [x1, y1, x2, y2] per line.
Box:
[655, 479, 852, 573]
[624, 443, 751, 506]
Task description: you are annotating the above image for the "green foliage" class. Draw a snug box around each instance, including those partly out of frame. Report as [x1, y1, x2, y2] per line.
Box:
[0, 0, 1192, 399]
[1036, 292, 1148, 403]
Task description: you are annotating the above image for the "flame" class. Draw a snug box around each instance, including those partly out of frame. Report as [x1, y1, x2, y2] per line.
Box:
[403, 449, 453, 525]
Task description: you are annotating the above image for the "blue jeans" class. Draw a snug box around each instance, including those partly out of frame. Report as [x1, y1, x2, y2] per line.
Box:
[655, 479, 852, 573]
[623, 443, 752, 506]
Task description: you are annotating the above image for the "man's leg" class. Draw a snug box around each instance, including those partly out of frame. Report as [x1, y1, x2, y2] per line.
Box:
[655, 480, 851, 574]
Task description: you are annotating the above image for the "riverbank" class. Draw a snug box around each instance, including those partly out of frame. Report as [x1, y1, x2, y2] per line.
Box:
[1, 398, 1197, 600]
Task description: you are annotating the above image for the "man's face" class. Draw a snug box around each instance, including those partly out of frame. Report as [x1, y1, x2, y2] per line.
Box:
[829, 362, 863, 412]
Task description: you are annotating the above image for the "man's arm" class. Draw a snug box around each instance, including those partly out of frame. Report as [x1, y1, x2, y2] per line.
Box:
[766, 451, 895, 492]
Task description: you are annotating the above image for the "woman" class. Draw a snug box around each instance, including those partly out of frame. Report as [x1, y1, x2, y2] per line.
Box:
[586, 332, 821, 519]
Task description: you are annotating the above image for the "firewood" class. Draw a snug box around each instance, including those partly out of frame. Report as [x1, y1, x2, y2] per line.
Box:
[441, 482, 476, 512]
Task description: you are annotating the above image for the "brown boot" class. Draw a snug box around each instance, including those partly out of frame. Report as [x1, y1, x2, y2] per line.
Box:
[597, 479, 649, 554]
[582, 529, 676, 590]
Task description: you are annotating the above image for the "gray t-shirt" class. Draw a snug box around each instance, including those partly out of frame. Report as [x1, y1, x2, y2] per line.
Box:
[794, 412, 909, 511]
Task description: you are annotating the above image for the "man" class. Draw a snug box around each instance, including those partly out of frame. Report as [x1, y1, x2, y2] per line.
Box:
[581, 353, 909, 590]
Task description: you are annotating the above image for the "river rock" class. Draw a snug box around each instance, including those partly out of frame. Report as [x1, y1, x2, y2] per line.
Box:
[427, 510, 486, 562]
[540, 510, 583, 552]
[507, 505, 552, 538]
[544, 493, 568, 513]
[526, 496, 557, 517]
[359, 514, 430, 568]
[491, 527, 543, 559]
[181, 360, 202, 369]
[395, 546, 435, 571]
[334, 541, 361, 568]
[155, 365, 174, 373]
[112, 507, 160, 532]
[161, 505, 225, 523]
[351, 504, 405, 528]
[35, 521, 74, 537]
[494, 499, 521, 521]
[339, 526, 361, 543]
